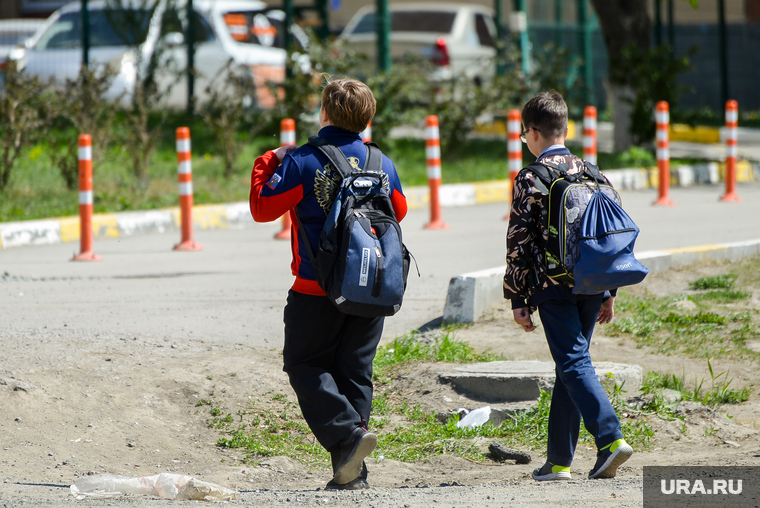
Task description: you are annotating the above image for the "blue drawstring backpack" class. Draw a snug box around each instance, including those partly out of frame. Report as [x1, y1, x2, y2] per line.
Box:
[572, 189, 649, 295]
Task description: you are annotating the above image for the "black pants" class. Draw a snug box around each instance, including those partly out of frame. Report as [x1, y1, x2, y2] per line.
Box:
[282, 290, 384, 451]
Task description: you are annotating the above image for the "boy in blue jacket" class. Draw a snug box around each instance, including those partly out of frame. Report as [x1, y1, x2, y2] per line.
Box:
[249, 78, 407, 489]
[504, 91, 632, 481]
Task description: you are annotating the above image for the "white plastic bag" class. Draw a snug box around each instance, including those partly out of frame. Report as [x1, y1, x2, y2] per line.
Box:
[70, 473, 236, 501]
[456, 406, 491, 428]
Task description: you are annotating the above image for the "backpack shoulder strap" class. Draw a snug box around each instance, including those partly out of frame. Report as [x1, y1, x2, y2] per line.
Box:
[363, 142, 383, 173]
[582, 161, 607, 184]
[307, 136, 354, 179]
[522, 162, 556, 188]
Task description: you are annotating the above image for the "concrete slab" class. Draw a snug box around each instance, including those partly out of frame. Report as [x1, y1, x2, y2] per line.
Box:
[439, 361, 644, 402]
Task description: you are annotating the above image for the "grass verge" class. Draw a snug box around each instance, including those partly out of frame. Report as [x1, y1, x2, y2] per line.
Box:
[198, 326, 657, 468]
[603, 258, 760, 361]
[3, 134, 704, 222]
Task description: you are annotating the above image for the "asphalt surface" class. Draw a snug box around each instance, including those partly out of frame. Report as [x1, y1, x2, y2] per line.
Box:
[2, 182, 759, 348]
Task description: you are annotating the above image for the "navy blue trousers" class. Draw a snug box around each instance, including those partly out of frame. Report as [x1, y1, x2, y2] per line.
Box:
[538, 296, 623, 467]
[282, 290, 383, 451]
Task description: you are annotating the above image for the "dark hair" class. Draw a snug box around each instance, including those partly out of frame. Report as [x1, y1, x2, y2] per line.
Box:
[321, 78, 376, 133]
[521, 90, 568, 139]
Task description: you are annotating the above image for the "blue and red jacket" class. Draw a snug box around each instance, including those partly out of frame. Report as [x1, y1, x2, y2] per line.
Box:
[250, 126, 408, 296]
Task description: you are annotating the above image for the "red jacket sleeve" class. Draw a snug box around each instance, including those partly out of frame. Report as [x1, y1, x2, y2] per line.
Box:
[249, 151, 303, 222]
[390, 190, 408, 222]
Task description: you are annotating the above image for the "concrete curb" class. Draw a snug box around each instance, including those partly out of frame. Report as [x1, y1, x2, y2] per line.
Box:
[0, 163, 757, 250]
[443, 239, 760, 324]
[0, 202, 253, 250]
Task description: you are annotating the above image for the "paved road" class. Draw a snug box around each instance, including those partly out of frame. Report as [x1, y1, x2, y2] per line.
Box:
[2, 182, 759, 348]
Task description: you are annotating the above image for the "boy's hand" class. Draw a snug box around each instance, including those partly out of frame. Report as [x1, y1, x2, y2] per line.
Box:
[597, 297, 615, 324]
[273, 145, 297, 163]
[513, 307, 536, 332]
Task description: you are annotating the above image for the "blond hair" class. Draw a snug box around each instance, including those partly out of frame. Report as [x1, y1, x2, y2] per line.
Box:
[321, 78, 376, 134]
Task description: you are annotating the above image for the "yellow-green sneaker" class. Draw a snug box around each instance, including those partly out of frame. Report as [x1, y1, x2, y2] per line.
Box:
[588, 439, 633, 479]
[532, 462, 572, 481]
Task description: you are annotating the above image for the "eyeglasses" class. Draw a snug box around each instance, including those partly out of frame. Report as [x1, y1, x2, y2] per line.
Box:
[520, 126, 540, 143]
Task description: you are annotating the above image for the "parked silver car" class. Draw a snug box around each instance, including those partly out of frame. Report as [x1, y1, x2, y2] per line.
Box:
[12, 0, 305, 107]
[339, 2, 497, 85]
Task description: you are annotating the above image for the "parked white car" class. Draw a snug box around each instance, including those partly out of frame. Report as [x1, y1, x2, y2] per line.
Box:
[0, 19, 46, 70]
[339, 2, 497, 85]
[12, 0, 306, 107]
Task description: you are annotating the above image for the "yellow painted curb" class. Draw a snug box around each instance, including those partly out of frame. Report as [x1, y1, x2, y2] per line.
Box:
[473, 179, 510, 204]
[58, 216, 80, 243]
[92, 214, 121, 239]
[669, 124, 720, 144]
[192, 204, 231, 230]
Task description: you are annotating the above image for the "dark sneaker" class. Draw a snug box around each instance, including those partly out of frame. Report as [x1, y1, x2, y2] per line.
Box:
[332, 427, 377, 485]
[325, 478, 370, 490]
[531, 462, 572, 481]
[589, 439, 633, 479]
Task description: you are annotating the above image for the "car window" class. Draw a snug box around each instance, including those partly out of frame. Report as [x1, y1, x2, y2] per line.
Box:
[162, 8, 215, 43]
[34, 10, 152, 50]
[350, 11, 456, 34]
[0, 29, 37, 46]
[475, 14, 495, 48]
[222, 11, 280, 47]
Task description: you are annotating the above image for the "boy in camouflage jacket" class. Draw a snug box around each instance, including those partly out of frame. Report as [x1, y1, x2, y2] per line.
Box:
[503, 91, 633, 481]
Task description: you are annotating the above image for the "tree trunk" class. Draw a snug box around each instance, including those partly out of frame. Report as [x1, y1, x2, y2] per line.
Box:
[590, 0, 651, 151]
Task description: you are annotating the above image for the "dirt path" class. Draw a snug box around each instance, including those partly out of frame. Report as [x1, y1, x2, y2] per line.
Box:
[1, 259, 759, 507]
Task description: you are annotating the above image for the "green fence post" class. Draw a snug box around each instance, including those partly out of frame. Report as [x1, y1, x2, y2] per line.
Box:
[495, 0, 505, 76]
[514, 0, 529, 76]
[316, 0, 329, 40]
[718, 0, 728, 107]
[376, 0, 390, 72]
[654, 0, 662, 47]
[577, 0, 593, 105]
[186, 0, 195, 115]
[81, 0, 89, 68]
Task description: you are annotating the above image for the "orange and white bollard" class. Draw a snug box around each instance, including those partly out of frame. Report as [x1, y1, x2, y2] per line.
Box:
[505, 109, 522, 220]
[174, 127, 203, 251]
[72, 134, 101, 261]
[274, 118, 296, 240]
[720, 100, 741, 202]
[583, 106, 597, 165]
[361, 121, 372, 143]
[424, 115, 448, 230]
[653, 101, 675, 206]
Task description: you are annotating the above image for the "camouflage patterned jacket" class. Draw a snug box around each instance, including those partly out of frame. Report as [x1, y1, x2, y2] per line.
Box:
[503, 148, 606, 309]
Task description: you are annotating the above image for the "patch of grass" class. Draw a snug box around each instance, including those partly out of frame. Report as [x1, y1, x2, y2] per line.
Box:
[373, 326, 503, 380]
[604, 267, 760, 361]
[690, 275, 736, 290]
[640, 360, 752, 408]
[691, 290, 751, 303]
[210, 394, 330, 467]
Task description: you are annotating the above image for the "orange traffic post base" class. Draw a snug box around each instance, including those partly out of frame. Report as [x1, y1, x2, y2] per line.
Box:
[504, 109, 522, 221]
[653, 101, 675, 207]
[174, 127, 203, 251]
[275, 118, 296, 240]
[720, 100, 741, 202]
[72, 134, 102, 262]
[423, 115, 449, 230]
